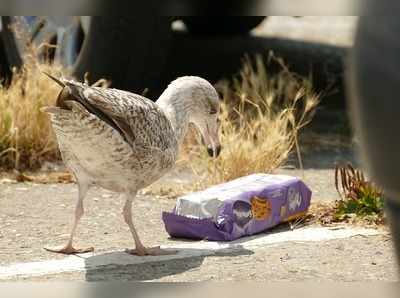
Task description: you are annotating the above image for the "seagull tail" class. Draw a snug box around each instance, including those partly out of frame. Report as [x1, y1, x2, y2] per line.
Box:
[42, 71, 66, 87]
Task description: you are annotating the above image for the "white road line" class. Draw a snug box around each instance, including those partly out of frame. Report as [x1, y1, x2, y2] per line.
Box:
[0, 226, 382, 279]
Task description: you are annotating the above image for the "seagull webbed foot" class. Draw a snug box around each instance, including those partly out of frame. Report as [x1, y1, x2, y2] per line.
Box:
[125, 246, 176, 256]
[44, 244, 94, 254]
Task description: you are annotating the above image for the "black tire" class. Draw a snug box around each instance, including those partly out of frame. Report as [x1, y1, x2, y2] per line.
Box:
[0, 36, 10, 79]
[0, 16, 173, 99]
[74, 16, 172, 98]
[0, 16, 24, 70]
[181, 17, 266, 35]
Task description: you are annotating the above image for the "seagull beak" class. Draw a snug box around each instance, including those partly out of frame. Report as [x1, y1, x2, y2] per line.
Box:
[204, 123, 221, 158]
[198, 118, 222, 159]
[207, 144, 222, 158]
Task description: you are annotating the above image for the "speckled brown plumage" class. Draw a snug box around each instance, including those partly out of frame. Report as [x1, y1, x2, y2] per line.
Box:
[46, 80, 177, 192]
[42, 74, 221, 256]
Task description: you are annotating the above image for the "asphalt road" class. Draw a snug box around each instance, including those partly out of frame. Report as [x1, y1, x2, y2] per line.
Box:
[0, 181, 396, 281]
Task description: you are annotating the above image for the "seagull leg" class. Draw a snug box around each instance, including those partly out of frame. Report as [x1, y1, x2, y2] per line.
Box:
[45, 180, 94, 254]
[123, 192, 176, 256]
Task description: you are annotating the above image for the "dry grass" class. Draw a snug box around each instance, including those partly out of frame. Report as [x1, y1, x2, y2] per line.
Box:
[0, 56, 63, 170]
[181, 54, 320, 186]
[0, 58, 109, 170]
[0, 21, 108, 171]
[0, 19, 66, 170]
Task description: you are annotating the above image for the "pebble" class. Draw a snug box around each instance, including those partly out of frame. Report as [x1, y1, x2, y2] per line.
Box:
[280, 253, 291, 261]
[0, 178, 17, 184]
[335, 244, 345, 251]
[16, 187, 28, 191]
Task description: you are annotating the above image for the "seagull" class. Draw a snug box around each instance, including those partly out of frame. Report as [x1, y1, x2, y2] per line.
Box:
[42, 74, 221, 256]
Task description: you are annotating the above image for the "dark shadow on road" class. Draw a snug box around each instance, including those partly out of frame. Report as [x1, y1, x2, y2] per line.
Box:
[291, 148, 357, 170]
[165, 219, 313, 251]
[84, 245, 253, 281]
[289, 108, 357, 169]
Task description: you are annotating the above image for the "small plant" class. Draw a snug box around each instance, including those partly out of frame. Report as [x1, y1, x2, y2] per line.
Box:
[334, 163, 384, 220]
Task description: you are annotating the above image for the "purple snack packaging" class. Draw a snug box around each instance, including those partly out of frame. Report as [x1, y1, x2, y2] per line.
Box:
[162, 173, 312, 241]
